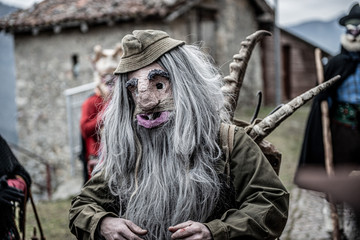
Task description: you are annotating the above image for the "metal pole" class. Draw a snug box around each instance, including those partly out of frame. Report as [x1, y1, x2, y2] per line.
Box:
[65, 94, 75, 176]
[274, 0, 282, 105]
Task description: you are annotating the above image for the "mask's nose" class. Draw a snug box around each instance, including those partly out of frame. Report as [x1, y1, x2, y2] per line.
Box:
[136, 81, 159, 111]
[348, 28, 360, 38]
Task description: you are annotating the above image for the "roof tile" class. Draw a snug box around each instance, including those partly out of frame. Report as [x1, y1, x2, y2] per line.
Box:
[0, 0, 188, 32]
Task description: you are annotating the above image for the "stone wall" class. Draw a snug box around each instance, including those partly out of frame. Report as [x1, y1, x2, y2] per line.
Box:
[216, 0, 264, 107]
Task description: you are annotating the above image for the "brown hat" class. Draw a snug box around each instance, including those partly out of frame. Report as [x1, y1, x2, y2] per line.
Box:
[113, 30, 185, 74]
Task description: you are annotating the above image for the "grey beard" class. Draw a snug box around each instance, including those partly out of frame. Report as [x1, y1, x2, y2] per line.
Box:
[122, 116, 221, 240]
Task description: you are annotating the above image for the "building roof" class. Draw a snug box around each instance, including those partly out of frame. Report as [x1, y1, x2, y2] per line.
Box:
[0, 0, 192, 34]
[0, 0, 273, 35]
[280, 27, 333, 57]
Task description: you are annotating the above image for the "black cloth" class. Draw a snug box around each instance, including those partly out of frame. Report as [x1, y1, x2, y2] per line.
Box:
[79, 135, 89, 184]
[0, 176, 23, 206]
[0, 136, 31, 187]
[331, 120, 360, 165]
[0, 135, 31, 239]
[297, 48, 360, 171]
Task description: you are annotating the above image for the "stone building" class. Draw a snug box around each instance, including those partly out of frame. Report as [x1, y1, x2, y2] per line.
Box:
[0, 0, 276, 196]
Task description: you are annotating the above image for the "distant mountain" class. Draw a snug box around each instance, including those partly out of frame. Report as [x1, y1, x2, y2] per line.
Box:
[0, 2, 17, 17]
[285, 17, 344, 56]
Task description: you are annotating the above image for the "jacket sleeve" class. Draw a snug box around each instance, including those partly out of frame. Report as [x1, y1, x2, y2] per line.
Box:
[69, 171, 119, 240]
[80, 96, 102, 139]
[204, 128, 289, 239]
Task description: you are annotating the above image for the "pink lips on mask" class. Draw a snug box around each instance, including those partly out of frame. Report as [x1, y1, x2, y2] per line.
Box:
[136, 111, 170, 128]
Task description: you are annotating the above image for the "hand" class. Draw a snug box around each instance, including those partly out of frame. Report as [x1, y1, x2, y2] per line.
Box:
[0, 175, 24, 207]
[169, 220, 213, 240]
[100, 217, 147, 240]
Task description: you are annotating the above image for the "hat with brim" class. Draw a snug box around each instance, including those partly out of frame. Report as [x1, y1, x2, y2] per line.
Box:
[339, 3, 360, 26]
[113, 30, 185, 74]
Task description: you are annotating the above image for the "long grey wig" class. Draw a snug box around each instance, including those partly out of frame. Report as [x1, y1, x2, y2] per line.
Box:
[94, 44, 230, 239]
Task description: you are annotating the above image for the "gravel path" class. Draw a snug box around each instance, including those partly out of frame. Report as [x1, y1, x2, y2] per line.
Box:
[282, 187, 360, 240]
[281, 188, 331, 240]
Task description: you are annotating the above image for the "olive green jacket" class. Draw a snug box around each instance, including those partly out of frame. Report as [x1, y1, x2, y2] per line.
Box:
[69, 127, 289, 239]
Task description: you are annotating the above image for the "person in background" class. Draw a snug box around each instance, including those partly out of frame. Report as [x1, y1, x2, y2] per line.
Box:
[0, 134, 31, 240]
[297, 2, 360, 238]
[79, 44, 122, 182]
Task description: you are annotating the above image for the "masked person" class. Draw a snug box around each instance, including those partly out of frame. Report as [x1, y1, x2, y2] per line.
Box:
[79, 44, 121, 182]
[0, 135, 31, 240]
[69, 30, 289, 240]
[297, 3, 360, 238]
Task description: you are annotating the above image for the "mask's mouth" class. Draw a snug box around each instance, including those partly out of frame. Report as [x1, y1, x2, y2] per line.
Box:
[136, 111, 170, 128]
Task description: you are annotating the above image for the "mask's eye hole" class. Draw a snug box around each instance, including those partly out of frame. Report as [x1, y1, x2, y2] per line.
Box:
[156, 82, 165, 90]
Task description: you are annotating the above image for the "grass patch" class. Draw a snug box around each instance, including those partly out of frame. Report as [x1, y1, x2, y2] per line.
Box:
[25, 197, 76, 240]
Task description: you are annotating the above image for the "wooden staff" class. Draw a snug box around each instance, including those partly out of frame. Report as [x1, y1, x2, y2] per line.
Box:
[315, 48, 340, 240]
[248, 75, 340, 142]
[29, 190, 46, 240]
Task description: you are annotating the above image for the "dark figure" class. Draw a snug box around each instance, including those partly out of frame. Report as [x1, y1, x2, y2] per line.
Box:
[79, 93, 106, 182]
[298, 3, 360, 170]
[79, 44, 121, 182]
[0, 135, 31, 239]
[297, 3, 360, 238]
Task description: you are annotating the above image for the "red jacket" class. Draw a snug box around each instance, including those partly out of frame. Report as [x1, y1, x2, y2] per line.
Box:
[80, 94, 106, 162]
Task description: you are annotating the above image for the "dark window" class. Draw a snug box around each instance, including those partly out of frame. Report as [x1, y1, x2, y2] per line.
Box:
[282, 45, 291, 100]
[72, 54, 79, 79]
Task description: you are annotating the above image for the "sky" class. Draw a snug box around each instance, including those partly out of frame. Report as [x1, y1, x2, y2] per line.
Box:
[1, 0, 42, 9]
[265, 0, 358, 26]
[0, 0, 358, 26]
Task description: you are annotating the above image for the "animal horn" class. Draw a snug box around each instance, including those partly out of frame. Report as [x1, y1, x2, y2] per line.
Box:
[222, 30, 272, 121]
[248, 75, 341, 142]
[113, 43, 123, 57]
[92, 45, 105, 63]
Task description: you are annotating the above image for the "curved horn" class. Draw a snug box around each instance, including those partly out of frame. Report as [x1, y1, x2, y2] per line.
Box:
[248, 75, 341, 142]
[92, 45, 105, 64]
[113, 43, 123, 57]
[222, 30, 272, 121]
